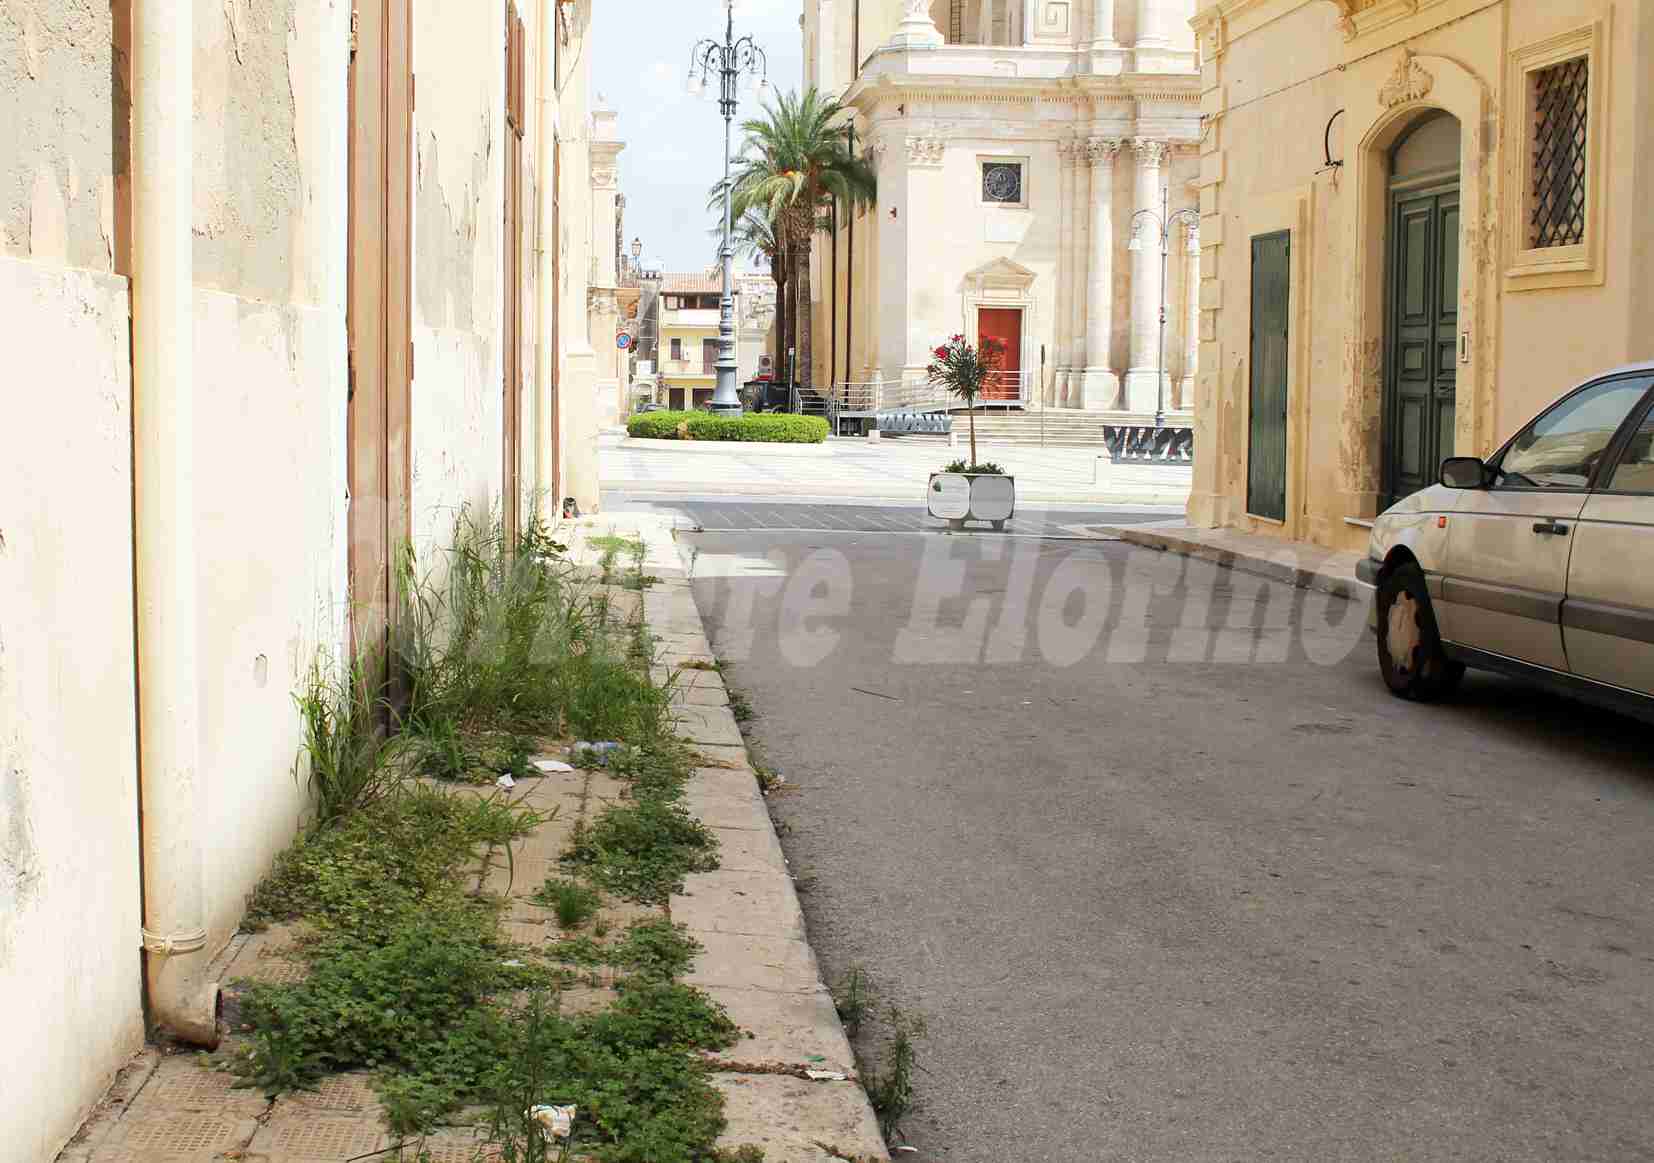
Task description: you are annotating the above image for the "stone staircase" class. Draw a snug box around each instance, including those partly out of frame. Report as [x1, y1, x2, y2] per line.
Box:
[954, 410, 1173, 447]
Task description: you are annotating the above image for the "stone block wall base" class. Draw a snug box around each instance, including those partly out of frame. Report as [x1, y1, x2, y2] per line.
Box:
[1079, 369, 1122, 411]
[1122, 369, 1173, 415]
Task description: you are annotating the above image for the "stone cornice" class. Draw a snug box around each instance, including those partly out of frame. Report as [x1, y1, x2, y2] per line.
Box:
[845, 70, 1201, 113]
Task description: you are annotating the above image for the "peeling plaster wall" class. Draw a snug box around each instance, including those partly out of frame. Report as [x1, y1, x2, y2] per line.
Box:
[412, 0, 505, 550]
[0, 258, 144, 1163]
[194, 0, 303, 303]
[0, 0, 119, 270]
[190, 0, 351, 957]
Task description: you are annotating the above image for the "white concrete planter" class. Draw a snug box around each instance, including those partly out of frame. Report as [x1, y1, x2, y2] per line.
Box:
[927, 472, 1016, 530]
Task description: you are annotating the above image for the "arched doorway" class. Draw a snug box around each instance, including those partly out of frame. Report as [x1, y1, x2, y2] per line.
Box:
[1382, 111, 1461, 507]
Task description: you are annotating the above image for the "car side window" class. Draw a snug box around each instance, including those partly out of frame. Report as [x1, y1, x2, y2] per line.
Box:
[1602, 380, 1654, 492]
[1491, 378, 1650, 490]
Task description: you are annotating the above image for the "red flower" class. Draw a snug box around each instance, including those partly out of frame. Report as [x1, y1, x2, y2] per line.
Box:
[933, 346, 949, 359]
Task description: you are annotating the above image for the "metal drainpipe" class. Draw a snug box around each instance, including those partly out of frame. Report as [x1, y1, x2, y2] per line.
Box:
[534, 0, 559, 509]
[131, 0, 218, 1046]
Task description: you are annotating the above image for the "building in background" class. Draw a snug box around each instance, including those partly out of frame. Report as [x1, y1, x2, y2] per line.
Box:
[656, 272, 741, 410]
[587, 101, 640, 428]
[737, 272, 779, 385]
[803, 0, 1202, 421]
[1189, 0, 1654, 550]
[0, 2, 605, 1156]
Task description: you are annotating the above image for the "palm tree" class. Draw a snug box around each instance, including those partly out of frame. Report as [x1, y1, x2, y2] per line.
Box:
[724, 87, 876, 390]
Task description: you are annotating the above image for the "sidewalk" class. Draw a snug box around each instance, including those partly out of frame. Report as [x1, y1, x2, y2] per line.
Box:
[602, 431, 1193, 507]
[1095, 520, 1373, 601]
[59, 516, 885, 1163]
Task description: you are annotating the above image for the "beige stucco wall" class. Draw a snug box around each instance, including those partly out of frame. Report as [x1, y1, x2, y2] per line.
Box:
[413, 0, 507, 548]
[188, 0, 351, 964]
[554, 1, 600, 515]
[1191, 0, 1654, 552]
[0, 0, 120, 270]
[0, 258, 145, 1163]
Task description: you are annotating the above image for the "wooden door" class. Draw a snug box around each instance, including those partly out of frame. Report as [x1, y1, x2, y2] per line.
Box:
[1247, 232, 1290, 522]
[348, 0, 414, 667]
[1383, 184, 1459, 506]
[977, 307, 1021, 401]
[502, 4, 525, 542]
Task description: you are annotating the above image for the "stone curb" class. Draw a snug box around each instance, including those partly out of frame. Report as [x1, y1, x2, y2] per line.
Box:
[1096, 522, 1374, 602]
[566, 514, 891, 1161]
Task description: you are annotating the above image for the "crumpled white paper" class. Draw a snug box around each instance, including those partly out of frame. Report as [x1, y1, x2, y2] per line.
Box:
[528, 1104, 576, 1139]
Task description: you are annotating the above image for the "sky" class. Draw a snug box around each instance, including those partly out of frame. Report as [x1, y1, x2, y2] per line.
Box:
[591, 0, 805, 275]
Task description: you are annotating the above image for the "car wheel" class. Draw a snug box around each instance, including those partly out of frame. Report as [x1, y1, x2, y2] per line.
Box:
[1376, 562, 1464, 701]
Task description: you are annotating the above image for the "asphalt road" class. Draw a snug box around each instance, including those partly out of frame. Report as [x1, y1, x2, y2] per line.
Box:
[605, 495, 1175, 539]
[685, 525, 1654, 1162]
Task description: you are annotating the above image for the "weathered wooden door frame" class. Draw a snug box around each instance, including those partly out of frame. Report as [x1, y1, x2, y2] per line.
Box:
[347, 0, 414, 666]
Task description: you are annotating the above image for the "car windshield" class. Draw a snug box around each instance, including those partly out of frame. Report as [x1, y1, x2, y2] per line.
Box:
[1492, 379, 1649, 489]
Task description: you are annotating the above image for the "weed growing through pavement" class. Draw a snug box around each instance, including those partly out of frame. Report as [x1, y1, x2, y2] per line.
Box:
[291, 653, 406, 825]
[862, 1004, 928, 1144]
[832, 966, 873, 1038]
[726, 687, 756, 726]
[537, 877, 601, 929]
[563, 789, 719, 905]
[234, 513, 740, 1157]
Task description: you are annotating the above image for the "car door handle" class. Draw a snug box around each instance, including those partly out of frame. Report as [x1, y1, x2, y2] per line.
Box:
[1532, 521, 1571, 536]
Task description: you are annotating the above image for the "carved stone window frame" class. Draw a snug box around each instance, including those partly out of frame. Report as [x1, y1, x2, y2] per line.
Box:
[1505, 19, 1607, 291]
[979, 157, 1029, 209]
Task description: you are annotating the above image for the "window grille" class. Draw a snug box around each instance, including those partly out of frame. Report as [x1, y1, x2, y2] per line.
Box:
[949, 0, 963, 44]
[1529, 56, 1589, 249]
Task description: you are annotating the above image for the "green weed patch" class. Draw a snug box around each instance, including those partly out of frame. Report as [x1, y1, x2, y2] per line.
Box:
[234, 513, 743, 1158]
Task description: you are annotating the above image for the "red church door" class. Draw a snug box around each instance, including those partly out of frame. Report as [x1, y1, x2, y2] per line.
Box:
[976, 308, 1022, 401]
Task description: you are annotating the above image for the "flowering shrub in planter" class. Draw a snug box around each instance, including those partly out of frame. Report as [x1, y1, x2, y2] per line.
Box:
[925, 333, 1007, 468]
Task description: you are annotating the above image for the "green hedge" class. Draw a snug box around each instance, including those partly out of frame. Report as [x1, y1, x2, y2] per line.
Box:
[626, 410, 829, 444]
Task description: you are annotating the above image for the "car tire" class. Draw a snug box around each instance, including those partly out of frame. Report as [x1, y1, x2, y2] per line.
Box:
[1376, 562, 1465, 701]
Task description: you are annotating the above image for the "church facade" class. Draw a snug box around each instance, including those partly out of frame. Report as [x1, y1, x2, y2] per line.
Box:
[804, 0, 1203, 419]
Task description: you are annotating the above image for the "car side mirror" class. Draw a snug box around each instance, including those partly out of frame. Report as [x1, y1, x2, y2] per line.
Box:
[1440, 457, 1489, 489]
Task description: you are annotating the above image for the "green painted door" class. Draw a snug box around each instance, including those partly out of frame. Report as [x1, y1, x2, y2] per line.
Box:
[1384, 184, 1459, 506]
[1248, 232, 1291, 522]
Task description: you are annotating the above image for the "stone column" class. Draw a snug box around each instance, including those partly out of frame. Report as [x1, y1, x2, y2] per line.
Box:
[1056, 140, 1078, 404]
[1135, 0, 1178, 71]
[1136, 0, 1169, 50]
[1080, 138, 1121, 410]
[1068, 143, 1089, 407]
[1123, 138, 1166, 416]
[1178, 219, 1199, 412]
[890, 0, 944, 48]
[1091, 0, 1118, 45]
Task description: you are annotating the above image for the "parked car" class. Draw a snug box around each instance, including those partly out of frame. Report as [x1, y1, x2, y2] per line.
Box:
[1359, 361, 1654, 720]
[635, 402, 667, 413]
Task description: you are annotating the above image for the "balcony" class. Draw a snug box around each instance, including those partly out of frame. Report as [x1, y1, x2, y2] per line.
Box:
[660, 359, 716, 378]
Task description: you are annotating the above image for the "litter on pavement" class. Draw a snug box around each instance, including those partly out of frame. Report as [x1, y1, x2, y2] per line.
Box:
[572, 741, 622, 765]
[529, 1104, 576, 1139]
[533, 758, 576, 774]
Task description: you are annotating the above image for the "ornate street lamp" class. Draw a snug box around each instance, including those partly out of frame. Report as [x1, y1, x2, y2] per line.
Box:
[687, 0, 768, 416]
[630, 236, 642, 280]
[1128, 185, 1200, 429]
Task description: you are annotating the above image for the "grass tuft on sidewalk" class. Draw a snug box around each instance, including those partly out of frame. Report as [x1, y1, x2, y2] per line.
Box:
[228, 513, 749, 1159]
